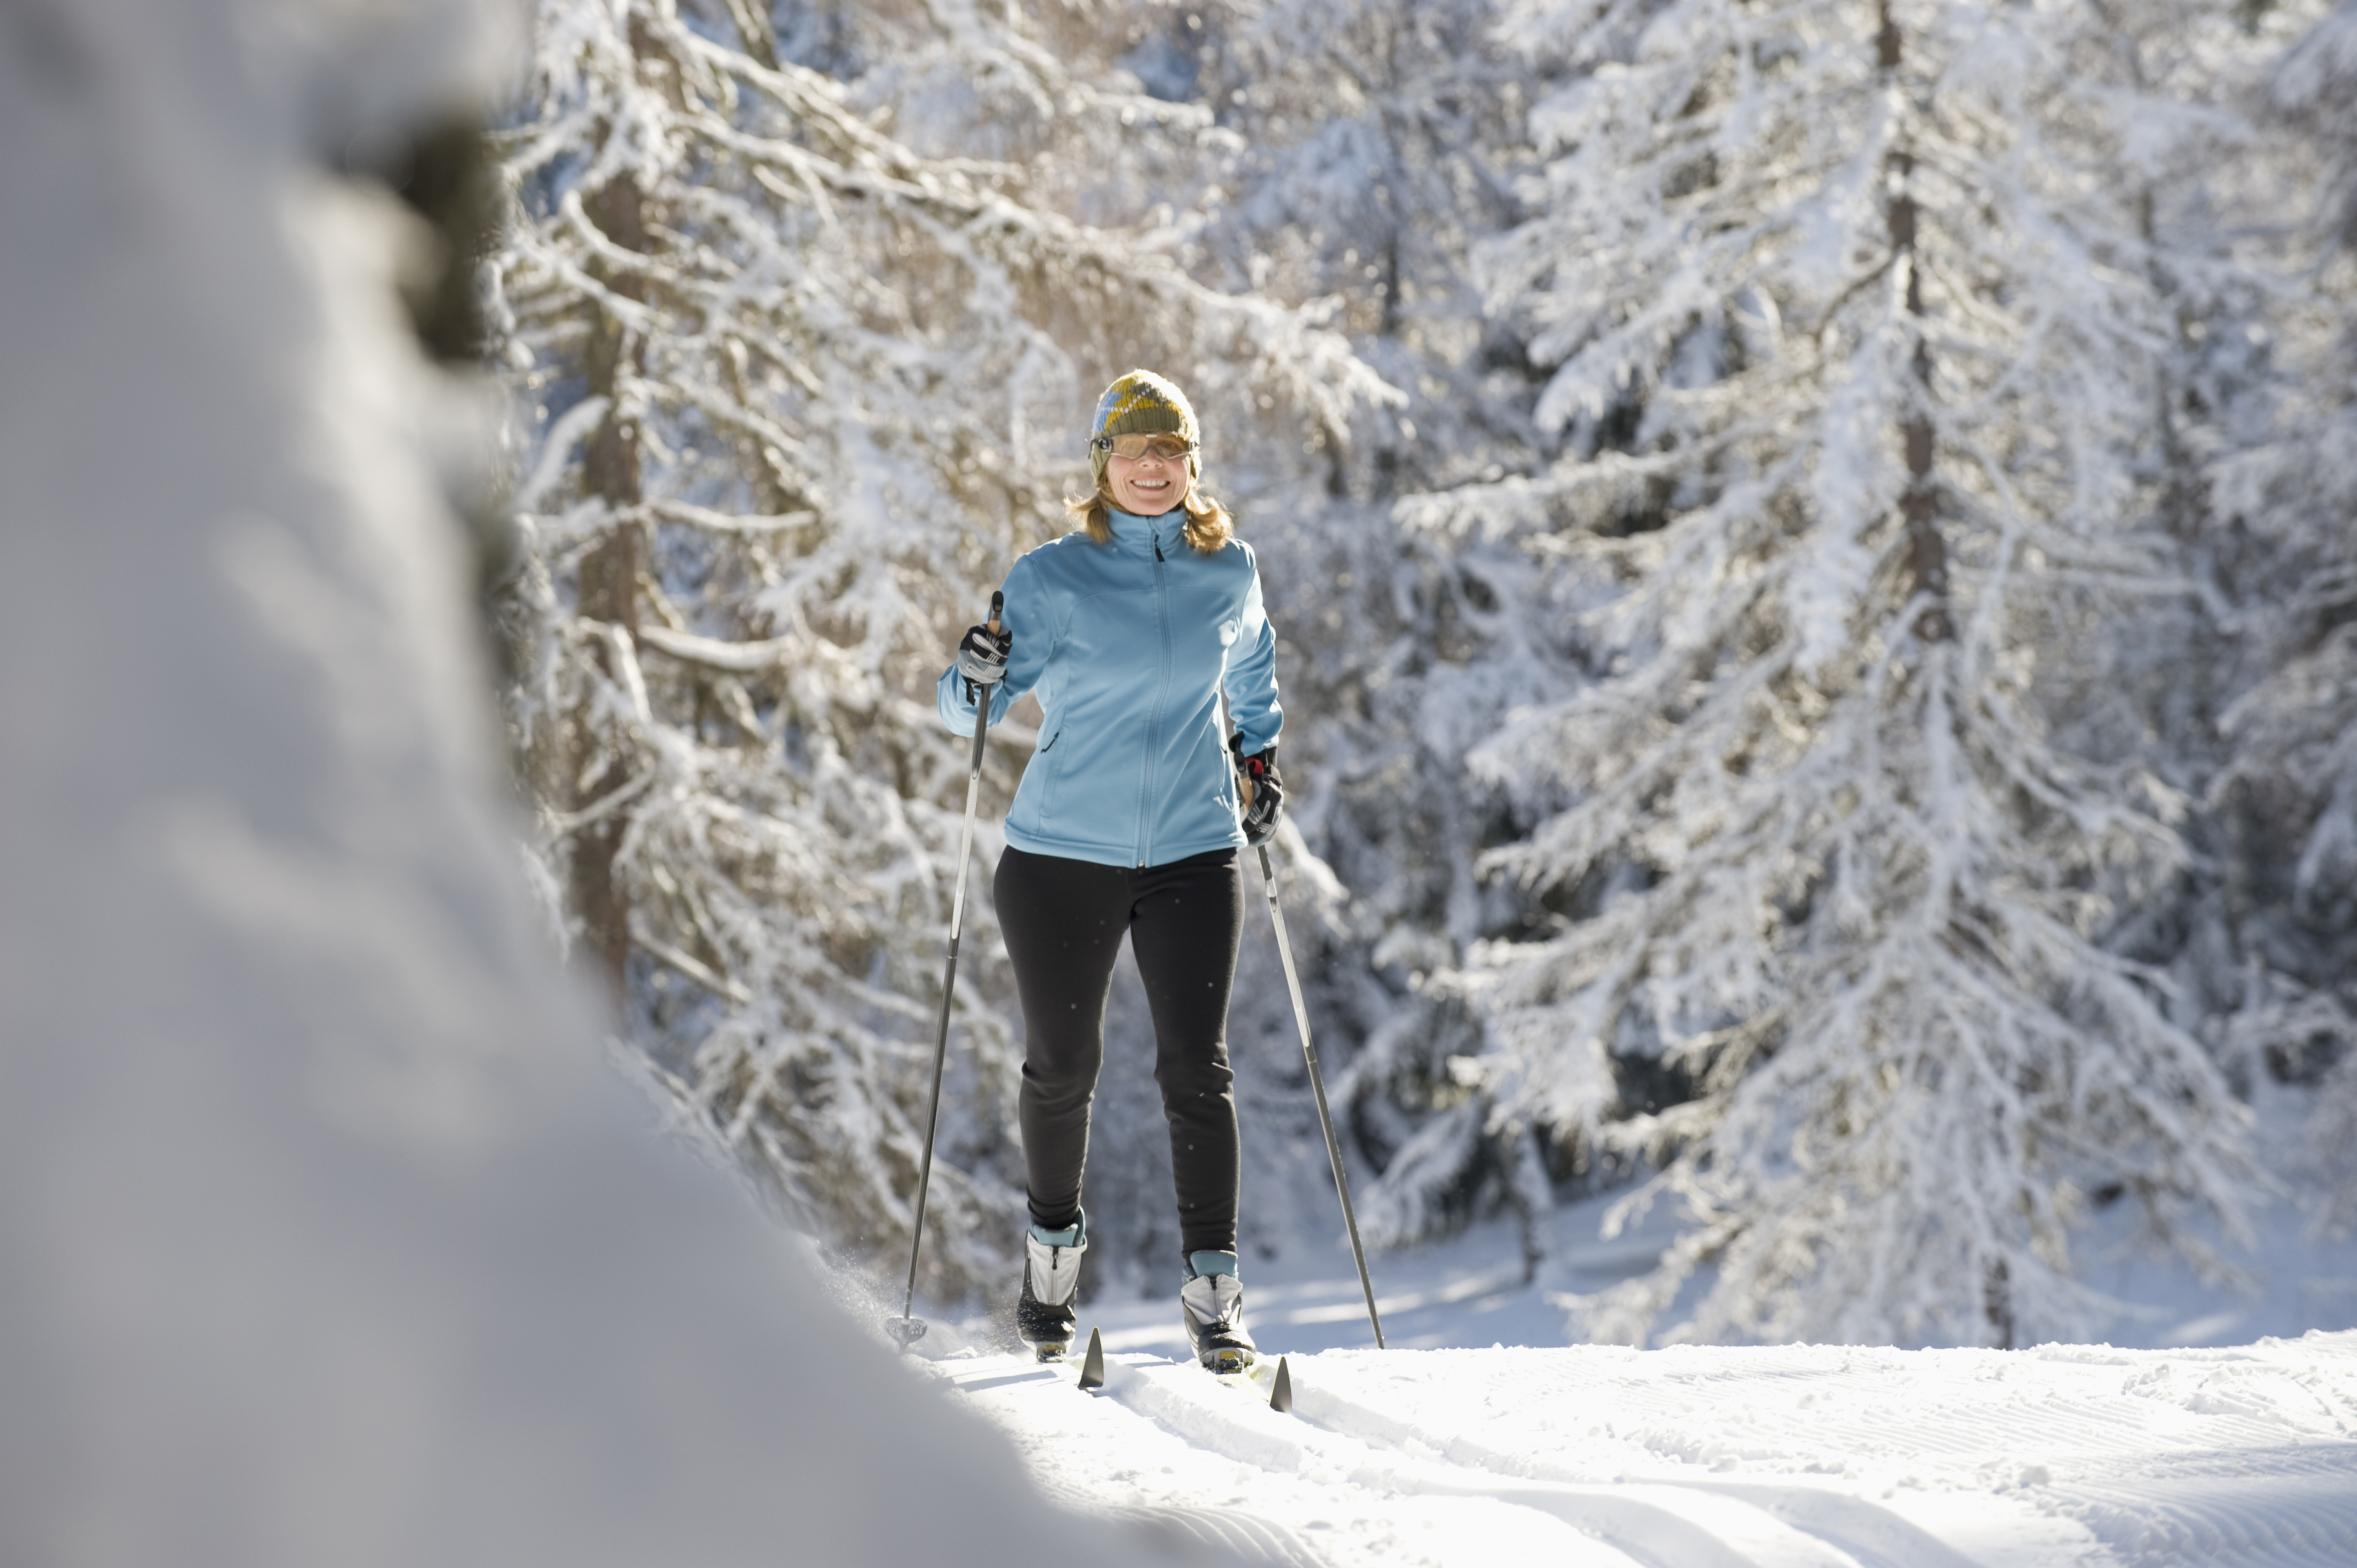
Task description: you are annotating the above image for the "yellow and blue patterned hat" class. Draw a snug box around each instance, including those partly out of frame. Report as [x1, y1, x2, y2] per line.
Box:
[1090, 369, 1200, 487]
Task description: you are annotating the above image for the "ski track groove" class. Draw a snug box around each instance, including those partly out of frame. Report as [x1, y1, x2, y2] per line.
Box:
[2042, 1447, 2357, 1568]
[953, 1353, 1623, 1568]
[946, 1331, 2357, 1568]
[1254, 1356, 1994, 1568]
[1113, 1504, 1329, 1568]
[1092, 1357, 1871, 1568]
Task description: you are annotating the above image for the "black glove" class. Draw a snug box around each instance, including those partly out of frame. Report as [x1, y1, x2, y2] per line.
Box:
[954, 622, 1012, 702]
[1230, 735, 1282, 847]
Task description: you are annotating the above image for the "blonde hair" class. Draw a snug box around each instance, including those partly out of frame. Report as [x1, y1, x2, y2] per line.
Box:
[1064, 486, 1234, 553]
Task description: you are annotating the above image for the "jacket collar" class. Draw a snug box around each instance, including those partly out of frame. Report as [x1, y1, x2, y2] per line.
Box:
[1106, 505, 1183, 558]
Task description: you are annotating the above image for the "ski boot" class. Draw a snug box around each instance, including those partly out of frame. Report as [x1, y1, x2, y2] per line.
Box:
[1180, 1250, 1256, 1374]
[1016, 1214, 1086, 1362]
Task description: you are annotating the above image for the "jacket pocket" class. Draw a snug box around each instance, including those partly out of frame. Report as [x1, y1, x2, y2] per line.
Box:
[1036, 728, 1064, 818]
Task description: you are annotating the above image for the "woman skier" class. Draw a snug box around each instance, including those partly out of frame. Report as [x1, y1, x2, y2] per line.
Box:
[938, 369, 1283, 1374]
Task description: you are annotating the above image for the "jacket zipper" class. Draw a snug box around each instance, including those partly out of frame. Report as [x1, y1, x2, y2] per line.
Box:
[1138, 530, 1170, 866]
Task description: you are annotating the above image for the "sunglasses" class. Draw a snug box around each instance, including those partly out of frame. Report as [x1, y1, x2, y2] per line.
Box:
[1093, 433, 1197, 462]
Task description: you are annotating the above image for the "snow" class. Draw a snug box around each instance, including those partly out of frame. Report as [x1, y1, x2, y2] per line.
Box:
[942, 1309, 2357, 1567]
[904, 1106, 2357, 1566]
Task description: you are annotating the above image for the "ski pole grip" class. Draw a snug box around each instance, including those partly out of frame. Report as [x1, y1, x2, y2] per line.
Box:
[987, 589, 1003, 637]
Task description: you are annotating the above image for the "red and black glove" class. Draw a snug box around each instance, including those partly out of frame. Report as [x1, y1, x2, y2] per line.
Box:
[1230, 735, 1282, 847]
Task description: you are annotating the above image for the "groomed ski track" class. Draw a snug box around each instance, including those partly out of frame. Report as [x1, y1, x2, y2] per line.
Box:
[939, 1331, 2357, 1567]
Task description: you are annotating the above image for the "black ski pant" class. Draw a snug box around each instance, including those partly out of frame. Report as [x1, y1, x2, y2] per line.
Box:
[994, 844, 1245, 1259]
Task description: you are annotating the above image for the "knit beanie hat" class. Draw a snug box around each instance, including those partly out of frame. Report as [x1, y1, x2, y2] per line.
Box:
[1090, 369, 1201, 489]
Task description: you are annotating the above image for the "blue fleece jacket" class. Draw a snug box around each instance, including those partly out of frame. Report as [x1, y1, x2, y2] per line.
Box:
[938, 507, 1282, 868]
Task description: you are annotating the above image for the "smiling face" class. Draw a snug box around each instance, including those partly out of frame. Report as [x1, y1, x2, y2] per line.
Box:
[1104, 446, 1193, 515]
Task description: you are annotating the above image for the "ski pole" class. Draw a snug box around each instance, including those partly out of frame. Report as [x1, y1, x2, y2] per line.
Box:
[886, 590, 1001, 1351]
[1252, 823, 1386, 1350]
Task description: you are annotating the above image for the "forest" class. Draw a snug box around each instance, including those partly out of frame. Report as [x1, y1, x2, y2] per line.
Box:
[493, 0, 2357, 1351]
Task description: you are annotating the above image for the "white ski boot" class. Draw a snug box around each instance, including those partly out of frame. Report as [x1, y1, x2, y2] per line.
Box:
[1180, 1250, 1256, 1374]
[1016, 1215, 1086, 1362]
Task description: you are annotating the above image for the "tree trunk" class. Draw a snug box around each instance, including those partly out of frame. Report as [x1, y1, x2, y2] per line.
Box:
[1879, 3, 1951, 644]
[1984, 1257, 2017, 1350]
[572, 173, 648, 1013]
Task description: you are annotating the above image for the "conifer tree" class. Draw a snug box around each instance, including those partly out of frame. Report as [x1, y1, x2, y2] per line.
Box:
[1396, 0, 2283, 1345]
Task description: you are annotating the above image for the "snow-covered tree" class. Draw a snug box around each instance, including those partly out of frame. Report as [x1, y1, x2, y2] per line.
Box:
[494, 0, 1389, 1300]
[1385, 0, 2297, 1346]
[2209, 1, 2357, 1232]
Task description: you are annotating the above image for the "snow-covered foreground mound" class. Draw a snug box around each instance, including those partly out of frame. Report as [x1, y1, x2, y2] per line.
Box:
[938, 1330, 2357, 1567]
